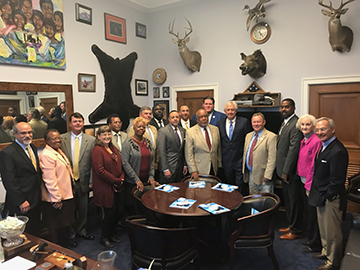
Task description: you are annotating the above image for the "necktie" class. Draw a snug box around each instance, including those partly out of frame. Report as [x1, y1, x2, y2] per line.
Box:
[73, 136, 80, 180]
[279, 121, 285, 135]
[248, 133, 258, 167]
[174, 127, 181, 145]
[185, 122, 189, 130]
[204, 128, 211, 151]
[27, 145, 37, 171]
[114, 133, 121, 151]
[316, 145, 323, 159]
[159, 120, 163, 128]
[229, 120, 233, 140]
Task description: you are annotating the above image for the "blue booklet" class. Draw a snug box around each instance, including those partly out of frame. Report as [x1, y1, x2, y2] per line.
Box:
[188, 181, 206, 188]
[155, 184, 179, 193]
[212, 183, 238, 192]
[169, 197, 196, 209]
[198, 202, 230, 215]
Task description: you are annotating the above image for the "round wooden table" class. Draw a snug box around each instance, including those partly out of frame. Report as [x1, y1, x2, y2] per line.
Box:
[141, 182, 243, 217]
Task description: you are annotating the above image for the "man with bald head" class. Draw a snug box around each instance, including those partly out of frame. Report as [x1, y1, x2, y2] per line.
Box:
[0, 122, 42, 236]
[185, 109, 221, 180]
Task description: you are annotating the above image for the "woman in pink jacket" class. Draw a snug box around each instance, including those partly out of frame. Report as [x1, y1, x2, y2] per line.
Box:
[296, 114, 322, 253]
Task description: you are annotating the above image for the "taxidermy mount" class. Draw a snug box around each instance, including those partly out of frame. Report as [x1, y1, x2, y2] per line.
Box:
[243, 0, 271, 31]
[88, 45, 140, 130]
[240, 49, 267, 79]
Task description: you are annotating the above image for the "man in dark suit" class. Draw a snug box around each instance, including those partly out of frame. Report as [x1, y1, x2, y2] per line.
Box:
[0, 122, 41, 236]
[60, 112, 96, 247]
[179, 104, 196, 130]
[157, 110, 187, 183]
[276, 98, 304, 240]
[309, 117, 348, 270]
[217, 101, 251, 194]
[107, 114, 127, 154]
[192, 96, 226, 126]
[149, 105, 169, 130]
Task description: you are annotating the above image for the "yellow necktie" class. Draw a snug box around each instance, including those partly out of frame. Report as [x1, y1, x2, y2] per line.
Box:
[185, 122, 189, 130]
[73, 136, 80, 180]
[27, 145, 37, 171]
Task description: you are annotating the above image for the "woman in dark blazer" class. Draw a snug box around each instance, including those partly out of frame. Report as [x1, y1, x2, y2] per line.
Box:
[91, 125, 125, 248]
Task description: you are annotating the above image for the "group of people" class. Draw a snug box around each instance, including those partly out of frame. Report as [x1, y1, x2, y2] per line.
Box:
[0, 96, 348, 270]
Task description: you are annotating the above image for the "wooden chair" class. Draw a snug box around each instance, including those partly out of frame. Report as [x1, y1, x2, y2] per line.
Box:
[180, 174, 221, 184]
[227, 193, 281, 270]
[126, 215, 198, 270]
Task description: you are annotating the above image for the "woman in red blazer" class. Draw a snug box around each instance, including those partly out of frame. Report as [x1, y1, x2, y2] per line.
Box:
[91, 125, 125, 248]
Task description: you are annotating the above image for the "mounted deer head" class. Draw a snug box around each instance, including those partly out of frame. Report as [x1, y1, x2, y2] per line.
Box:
[319, 0, 355, 52]
[169, 18, 202, 72]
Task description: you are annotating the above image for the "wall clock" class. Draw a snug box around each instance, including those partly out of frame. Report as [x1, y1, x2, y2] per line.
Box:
[152, 68, 167, 85]
[250, 22, 271, 44]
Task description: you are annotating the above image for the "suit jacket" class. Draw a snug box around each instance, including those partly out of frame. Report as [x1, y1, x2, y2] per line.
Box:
[60, 132, 96, 193]
[243, 129, 277, 185]
[180, 119, 197, 129]
[309, 138, 348, 210]
[156, 124, 186, 183]
[39, 145, 73, 202]
[111, 131, 127, 153]
[128, 124, 158, 149]
[185, 124, 222, 175]
[149, 118, 169, 130]
[276, 115, 303, 177]
[192, 110, 226, 126]
[48, 117, 67, 134]
[29, 119, 48, 139]
[0, 128, 12, 143]
[217, 117, 251, 169]
[0, 142, 42, 214]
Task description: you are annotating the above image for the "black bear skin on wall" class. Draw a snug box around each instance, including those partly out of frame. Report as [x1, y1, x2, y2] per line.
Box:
[88, 45, 140, 130]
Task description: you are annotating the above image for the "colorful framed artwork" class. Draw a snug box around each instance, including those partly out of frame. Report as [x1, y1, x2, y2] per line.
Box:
[162, 86, 170, 98]
[78, 73, 96, 92]
[153, 87, 160, 98]
[135, 79, 148, 96]
[83, 124, 102, 136]
[104, 13, 126, 44]
[76, 3, 92, 25]
[136, 22, 146, 39]
[154, 100, 170, 118]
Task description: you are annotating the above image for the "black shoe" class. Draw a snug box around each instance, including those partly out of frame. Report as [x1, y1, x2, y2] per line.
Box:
[78, 233, 94, 240]
[68, 238, 78, 248]
[100, 238, 114, 248]
[110, 236, 121, 243]
[313, 253, 327, 260]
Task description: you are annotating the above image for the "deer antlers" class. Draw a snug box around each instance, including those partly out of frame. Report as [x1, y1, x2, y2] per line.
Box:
[318, 0, 355, 11]
[169, 18, 193, 40]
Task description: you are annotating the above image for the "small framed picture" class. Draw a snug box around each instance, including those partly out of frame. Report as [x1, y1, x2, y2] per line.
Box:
[154, 100, 170, 119]
[136, 22, 146, 39]
[162, 86, 170, 98]
[75, 3, 92, 25]
[83, 124, 102, 136]
[153, 87, 160, 98]
[135, 79, 148, 96]
[78, 73, 96, 92]
[105, 13, 126, 44]
[28, 96, 35, 108]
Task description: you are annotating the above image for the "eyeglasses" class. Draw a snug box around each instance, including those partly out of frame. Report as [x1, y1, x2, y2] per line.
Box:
[315, 128, 329, 132]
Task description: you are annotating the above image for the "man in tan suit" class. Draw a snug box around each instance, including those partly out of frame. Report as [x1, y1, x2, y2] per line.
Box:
[243, 112, 277, 194]
[185, 109, 221, 180]
[107, 114, 127, 154]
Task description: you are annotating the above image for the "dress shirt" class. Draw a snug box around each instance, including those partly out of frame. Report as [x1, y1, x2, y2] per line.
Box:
[245, 129, 264, 171]
[71, 132, 83, 162]
[201, 126, 212, 144]
[112, 130, 123, 151]
[180, 119, 191, 130]
[322, 136, 336, 152]
[15, 139, 35, 159]
[279, 113, 296, 135]
[171, 125, 182, 145]
[226, 117, 236, 138]
[208, 112, 213, 123]
[154, 118, 165, 128]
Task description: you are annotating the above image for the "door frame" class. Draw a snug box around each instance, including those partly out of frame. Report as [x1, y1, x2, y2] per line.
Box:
[171, 83, 219, 111]
[301, 75, 360, 115]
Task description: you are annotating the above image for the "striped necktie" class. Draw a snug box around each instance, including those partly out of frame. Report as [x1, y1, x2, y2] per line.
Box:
[27, 145, 37, 171]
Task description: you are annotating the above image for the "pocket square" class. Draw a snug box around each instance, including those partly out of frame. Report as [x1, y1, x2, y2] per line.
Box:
[321, 160, 327, 163]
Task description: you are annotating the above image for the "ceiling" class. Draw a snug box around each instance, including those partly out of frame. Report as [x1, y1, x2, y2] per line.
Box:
[113, 0, 202, 13]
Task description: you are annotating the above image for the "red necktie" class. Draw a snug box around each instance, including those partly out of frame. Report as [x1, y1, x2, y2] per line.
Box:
[204, 128, 211, 151]
[248, 133, 258, 167]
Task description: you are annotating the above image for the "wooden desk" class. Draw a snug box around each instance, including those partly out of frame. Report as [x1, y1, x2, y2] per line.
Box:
[4, 233, 96, 270]
[141, 182, 243, 217]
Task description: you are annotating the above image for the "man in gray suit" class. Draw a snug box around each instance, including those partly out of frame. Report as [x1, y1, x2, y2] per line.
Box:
[60, 112, 96, 247]
[157, 110, 187, 183]
[107, 114, 127, 154]
[276, 98, 304, 240]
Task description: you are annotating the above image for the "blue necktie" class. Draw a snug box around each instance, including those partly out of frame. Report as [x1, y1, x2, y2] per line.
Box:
[229, 120, 233, 140]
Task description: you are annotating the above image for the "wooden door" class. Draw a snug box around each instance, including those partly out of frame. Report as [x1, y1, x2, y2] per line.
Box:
[0, 100, 20, 116]
[177, 90, 213, 118]
[309, 82, 360, 177]
[40, 97, 58, 120]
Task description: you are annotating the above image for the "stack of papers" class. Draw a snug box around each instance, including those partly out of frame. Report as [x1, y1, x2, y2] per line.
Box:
[199, 202, 230, 215]
[188, 181, 206, 188]
[155, 184, 179, 193]
[1, 256, 36, 270]
[169, 197, 196, 209]
[212, 183, 238, 192]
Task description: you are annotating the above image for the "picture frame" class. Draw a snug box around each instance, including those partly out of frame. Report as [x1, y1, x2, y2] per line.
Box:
[75, 3, 92, 25]
[83, 124, 102, 136]
[153, 87, 160, 98]
[135, 79, 148, 96]
[162, 86, 170, 98]
[78, 73, 96, 92]
[136, 22, 146, 39]
[105, 13, 126, 44]
[154, 100, 170, 119]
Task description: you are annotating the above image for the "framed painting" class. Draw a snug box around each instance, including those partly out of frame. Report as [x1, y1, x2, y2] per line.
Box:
[153, 87, 160, 98]
[0, 0, 66, 69]
[162, 86, 170, 98]
[135, 79, 148, 96]
[83, 124, 102, 136]
[78, 73, 96, 92]
[136, 22, 146, 39]
[105, 13, 126, 44]
[154, 100, 170, 118]
[76, 3, 92, 25]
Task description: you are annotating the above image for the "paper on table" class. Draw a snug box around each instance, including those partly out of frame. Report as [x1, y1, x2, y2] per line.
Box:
[1, 256, 36, 269]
